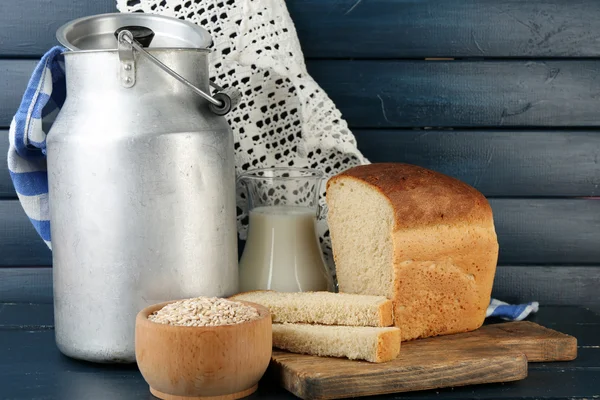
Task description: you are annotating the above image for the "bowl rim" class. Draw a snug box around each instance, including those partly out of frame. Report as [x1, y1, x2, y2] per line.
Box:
[136, 298, 271, 332]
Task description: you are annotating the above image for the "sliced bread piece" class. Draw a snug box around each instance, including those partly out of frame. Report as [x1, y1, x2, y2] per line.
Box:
[230, 290, 393, 327]
[272, 323, 401, 363]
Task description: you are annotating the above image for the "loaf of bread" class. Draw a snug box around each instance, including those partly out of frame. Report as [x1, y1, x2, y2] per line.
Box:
[326, 163, 499, 341]
[272, 323, 401, 363]
[230, 290, 393, 327]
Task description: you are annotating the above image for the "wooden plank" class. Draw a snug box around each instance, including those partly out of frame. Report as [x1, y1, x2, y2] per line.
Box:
[530, 306, 600, 327]
[271, 350, 526, 400]
[354, 129, 600, 197]
[0, 131, 47, 200]
[2, 302, 597, 350]
[2, 263, 599, 319]
[0, 0, 116, 57]
[0, 201, 52, 267]
[0, 268, 52, 303]
[3, 0, 600, 59]
[287, 0, 600, 59]
[305, 60, 600, 128]
[493, 267, 600, 316]
[488, 199, 600, 265]
[0, 303, 53, 329]
[0, 133, 11, 198]
[415, 322, 578, 363]
[4, 60, 600, 129]
[0, 60, 35, 129]
[0, 307, 597, 400]
[0, 328, 595, 400]
[397, 370, 600, 399]
[4, 129, 600, 198]
[3, 199, 600, 267]
[269, 321, 584, 400]
[0, 330, 149, 400]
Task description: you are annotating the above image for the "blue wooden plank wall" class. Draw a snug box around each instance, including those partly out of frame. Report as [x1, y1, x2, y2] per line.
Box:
[1, 0, 599, 310]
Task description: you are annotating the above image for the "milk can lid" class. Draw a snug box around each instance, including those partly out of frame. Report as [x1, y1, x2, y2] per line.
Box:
[56, 12, 212, 51]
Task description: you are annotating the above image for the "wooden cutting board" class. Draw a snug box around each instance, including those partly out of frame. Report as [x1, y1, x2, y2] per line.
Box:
[267, 321, 577, 400]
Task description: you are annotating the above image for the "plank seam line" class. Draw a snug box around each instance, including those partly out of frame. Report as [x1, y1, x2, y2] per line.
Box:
[303, 57, 600, 61]
[0, 325, 54, 331]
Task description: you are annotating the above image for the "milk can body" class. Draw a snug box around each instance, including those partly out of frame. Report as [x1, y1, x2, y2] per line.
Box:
[47, 49, 238, 363]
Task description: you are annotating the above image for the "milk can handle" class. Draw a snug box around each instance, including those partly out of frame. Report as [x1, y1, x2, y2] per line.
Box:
[117, 30, 240, 116]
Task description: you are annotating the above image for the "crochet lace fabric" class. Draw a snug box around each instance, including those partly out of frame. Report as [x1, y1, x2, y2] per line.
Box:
[116, 0, 369, 277]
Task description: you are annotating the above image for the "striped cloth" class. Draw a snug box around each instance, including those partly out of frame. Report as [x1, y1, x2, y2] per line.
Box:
[6, 46, 539, 322]
[7, 46, 66, 249]
[486, 299, 540, 321]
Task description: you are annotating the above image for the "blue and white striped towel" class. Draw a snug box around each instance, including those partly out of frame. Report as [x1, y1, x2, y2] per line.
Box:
[486, 299, 540, 321]
[6, 46, 540, 322]
[7, 45, 66, 249]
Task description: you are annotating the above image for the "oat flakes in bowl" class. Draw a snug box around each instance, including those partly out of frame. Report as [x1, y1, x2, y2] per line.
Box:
[135, 296, 272, 400]
[148, 296, 261, 327]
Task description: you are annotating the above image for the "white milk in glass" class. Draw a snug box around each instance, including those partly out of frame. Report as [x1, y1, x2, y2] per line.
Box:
[238, 205, 329, 292]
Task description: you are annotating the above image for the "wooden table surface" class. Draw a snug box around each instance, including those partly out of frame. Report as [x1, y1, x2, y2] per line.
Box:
[1, 303, 599, 400]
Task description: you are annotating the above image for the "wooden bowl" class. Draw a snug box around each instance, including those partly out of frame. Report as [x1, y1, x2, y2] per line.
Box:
[135, 299, 272, 400]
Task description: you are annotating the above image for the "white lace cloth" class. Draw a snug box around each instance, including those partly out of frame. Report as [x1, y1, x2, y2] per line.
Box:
[116, 0, 369, 276]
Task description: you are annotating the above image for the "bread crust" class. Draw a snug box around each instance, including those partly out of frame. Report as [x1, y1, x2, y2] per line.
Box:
[327, 163, 494, 231]
[378, 298, 394, 327]
[375, 328, 401, 363]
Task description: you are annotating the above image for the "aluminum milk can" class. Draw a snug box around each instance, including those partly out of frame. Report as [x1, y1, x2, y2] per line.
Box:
[49, 13, 240, 363]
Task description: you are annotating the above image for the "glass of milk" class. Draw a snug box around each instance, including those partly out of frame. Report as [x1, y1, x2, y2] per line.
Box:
[237, 167, 332, 293]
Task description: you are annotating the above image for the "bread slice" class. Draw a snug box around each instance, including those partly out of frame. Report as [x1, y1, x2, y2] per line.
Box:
[272, 323, 401, 363]
[326, 163, 499, 341]
[230, 290, 393, 327]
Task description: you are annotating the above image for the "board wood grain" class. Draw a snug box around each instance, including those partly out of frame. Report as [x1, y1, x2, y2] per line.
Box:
[0, 268, 53, 304]
[4, 129, 600, 198]
[492, 267, 600, 316]
[2, 0, 600, 58]
[269, 321, 577, 400]
[0, 0, 116, 57]
[288, 0, 600, 58]
[4, 60, 600, 129]
[305, 60, 600, 128]
[0, 201, 52, 266]
[0, 60, 37, 128]
[272, 348, 526, 400]
[354, 129, 600, 197]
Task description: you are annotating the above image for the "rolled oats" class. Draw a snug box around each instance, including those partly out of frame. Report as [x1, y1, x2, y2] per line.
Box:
[148, 297, 260, 327]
